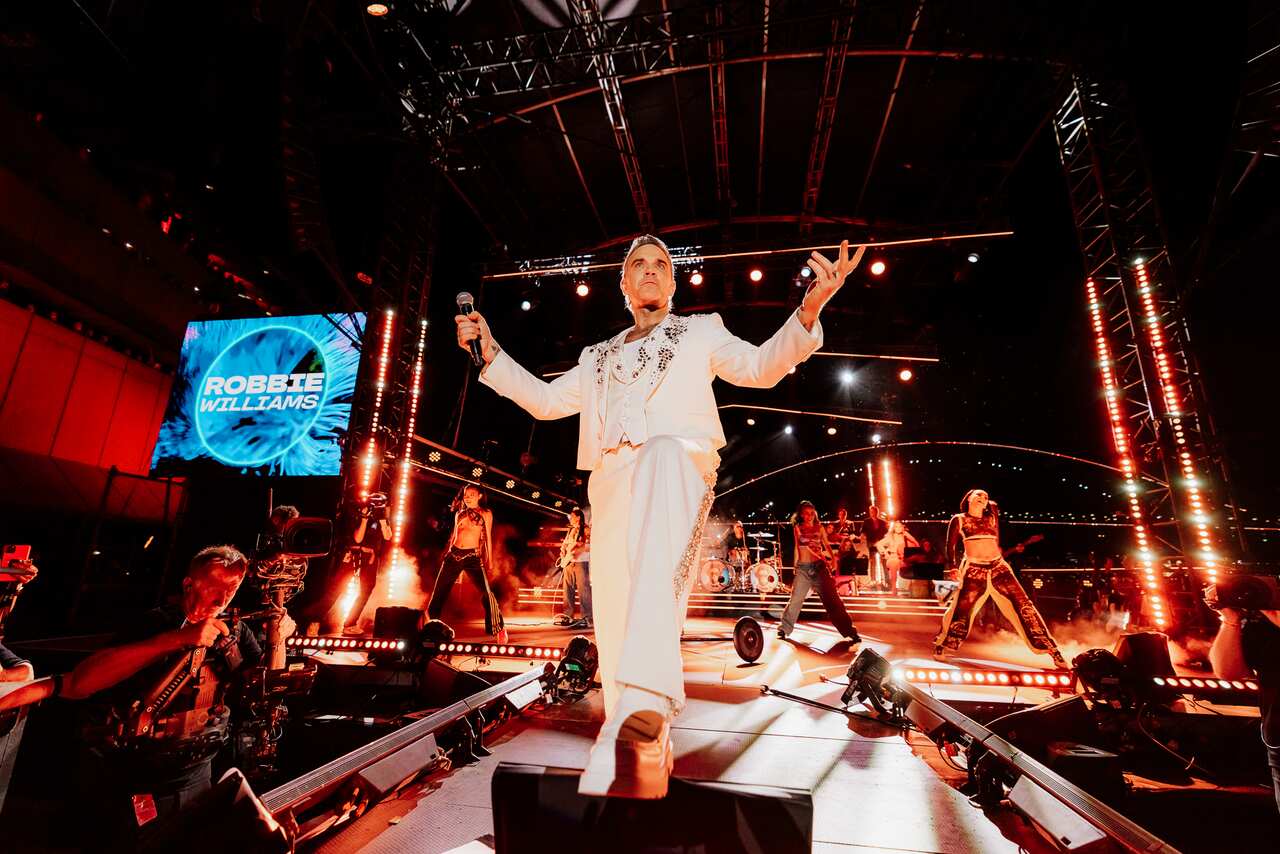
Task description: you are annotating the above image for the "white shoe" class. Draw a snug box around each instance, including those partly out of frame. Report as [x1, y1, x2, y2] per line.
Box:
[577, 711, 673, 799]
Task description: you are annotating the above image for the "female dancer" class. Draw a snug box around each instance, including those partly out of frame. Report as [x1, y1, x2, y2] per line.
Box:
[778, 500, 861, 643]
[935, 489, 1066, 668]
[428, 483, 507, 643]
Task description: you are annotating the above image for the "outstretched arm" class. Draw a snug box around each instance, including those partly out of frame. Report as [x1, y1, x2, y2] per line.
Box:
[456, 311, 583, 419]
[708, 312, 822, 388]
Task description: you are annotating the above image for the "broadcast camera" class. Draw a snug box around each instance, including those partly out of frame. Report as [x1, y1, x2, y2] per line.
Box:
[1205, 574, 1280, 612]
[356, 492, 389, 522]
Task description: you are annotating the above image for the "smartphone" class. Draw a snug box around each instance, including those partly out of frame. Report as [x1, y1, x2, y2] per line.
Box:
[1, 545, 31, 569]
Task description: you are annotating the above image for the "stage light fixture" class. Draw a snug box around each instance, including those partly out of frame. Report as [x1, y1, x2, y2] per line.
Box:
[800, 267, 812, 278]
[471, 466, 484, 478]
[746, 417, 756, 426]
[505, 479, 516, 489]
[788, 366, 796, 375]
[783, 425, 793, 435]
[366, 3, 389, 15]
[869, 260, 886, 276]
[839, 369, 854, 385]
[871, 433, 882, 444]
[749, 268, 764, 283]
[428, 451, 441, 463]
[520, 300, 532, 311]
[575, 282, 590, 297]
[967, 252, 980, 263]
[827, 427, 837, 436]
[690, 271, 704, 286]
[899, 367, 913, 382]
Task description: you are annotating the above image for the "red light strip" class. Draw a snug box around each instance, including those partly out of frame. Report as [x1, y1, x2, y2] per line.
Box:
[1086, 279, 1167, 629]
[897, 668, 1075, 688]
[387, 319, 428, 596]
[881, 457, 895, 519]
[359, 308, 397, 500]
[1133, 261, 1220, 584]
[286, 636, 407, 651]
[1153, 676, 1258, 692]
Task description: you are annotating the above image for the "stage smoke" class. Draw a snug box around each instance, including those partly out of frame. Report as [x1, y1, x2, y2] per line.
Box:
[357, 548, 426, 625]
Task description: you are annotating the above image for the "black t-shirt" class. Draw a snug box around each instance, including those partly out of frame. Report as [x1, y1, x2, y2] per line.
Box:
[864, 517, 888, 545]
[1242, 614, 1280, 746]
[86, 605, 262, 790]
[0, 640, 28, 671]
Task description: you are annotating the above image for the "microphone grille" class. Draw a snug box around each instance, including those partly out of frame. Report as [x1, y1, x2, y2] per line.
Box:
[456, 291, 475, 307]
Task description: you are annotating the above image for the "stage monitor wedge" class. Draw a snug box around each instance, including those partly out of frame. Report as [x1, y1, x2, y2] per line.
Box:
[151, 313, 365, 477]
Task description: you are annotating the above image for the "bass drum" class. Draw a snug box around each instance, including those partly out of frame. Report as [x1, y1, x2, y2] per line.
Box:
[698, 558, 733, 592]
[749, 561, 781, 594]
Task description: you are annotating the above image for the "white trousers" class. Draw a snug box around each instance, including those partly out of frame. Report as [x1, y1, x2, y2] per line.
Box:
[587, 436, 717, 718]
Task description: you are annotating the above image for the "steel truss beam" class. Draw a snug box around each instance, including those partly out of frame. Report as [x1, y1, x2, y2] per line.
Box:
[567, 0, 653, 231]
[709, 2, 731, 225]
[1053, 73, 1233, 616]
[800, 2, 856, 233]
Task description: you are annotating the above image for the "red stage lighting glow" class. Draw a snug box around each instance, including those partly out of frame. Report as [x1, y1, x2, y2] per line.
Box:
[749, 268, 764, 283]
[869, 260, 886, 276]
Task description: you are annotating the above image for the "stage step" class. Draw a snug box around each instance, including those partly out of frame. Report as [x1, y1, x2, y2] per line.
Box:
[491, 762, 812, 854]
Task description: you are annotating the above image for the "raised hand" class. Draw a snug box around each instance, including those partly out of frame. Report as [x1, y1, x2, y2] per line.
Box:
[454, 311, 500, 365]
[176, 617, 230, 649]
[800, 239, 867, 321]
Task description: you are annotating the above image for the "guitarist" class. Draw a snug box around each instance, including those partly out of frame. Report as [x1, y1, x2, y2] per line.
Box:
[777, 500, 860, 645]
[17, 546, 292, 850]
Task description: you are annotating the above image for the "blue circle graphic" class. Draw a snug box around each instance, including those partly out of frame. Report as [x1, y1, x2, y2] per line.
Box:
[194, 325, 329, 468]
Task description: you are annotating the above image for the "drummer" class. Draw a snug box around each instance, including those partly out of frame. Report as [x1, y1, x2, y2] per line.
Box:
[826, 508, 856, 553]
[723, 520, 750, 566]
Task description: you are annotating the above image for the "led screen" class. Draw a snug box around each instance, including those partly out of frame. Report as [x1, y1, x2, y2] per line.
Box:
[151, 313, 364, 476]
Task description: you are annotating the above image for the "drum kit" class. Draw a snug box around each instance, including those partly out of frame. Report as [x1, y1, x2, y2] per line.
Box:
[698, 531, 784, 594]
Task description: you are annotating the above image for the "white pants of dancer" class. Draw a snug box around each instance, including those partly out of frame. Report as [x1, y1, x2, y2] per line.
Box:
[587, 436, 718, 718]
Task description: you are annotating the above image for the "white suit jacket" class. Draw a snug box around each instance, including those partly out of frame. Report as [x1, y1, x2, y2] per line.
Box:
[479, 309, 823, 471]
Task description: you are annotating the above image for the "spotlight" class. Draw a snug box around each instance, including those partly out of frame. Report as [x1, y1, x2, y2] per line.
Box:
[966, 252, 980, 264]
[800, 267, 812, 278]
[690, 271, 704, 286]
[783, 425, 793, 435]
[787, 366, 796, 375]
[869, 260, 886, 276]
[366, 3, 389, 15]
[471, 466, 483, 477]
[871, 433, 882, 444]
[898, 367, 913, 382]
[749, 268, 764, 283]
[520, 300, 532, 311]
[746, 417, 756, 426]
[505, 479, 516, 489]
[827, 426, 837, 436]
[575, 282, 590, 297]
[839, 369, 854, 385]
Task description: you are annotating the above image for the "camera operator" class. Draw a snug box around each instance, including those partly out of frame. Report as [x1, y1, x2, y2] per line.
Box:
[0, 560, 37, 683]
[341, 493, 392, 633]
[1208, 586, 1280, 812]
[48, 545, 292, 849]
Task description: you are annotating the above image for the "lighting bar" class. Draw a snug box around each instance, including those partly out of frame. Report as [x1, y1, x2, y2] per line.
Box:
[811, 351, 940, 363]
[718, 403, 901, 426]
[1133, 260, 1221, 584]
[437, 642, 563, 660]
[358, 308, 396, 499]
[896, 667, 1075, 689]
[1086, 279, 1168, 629]
[287, 636, 408, 653]
[483, 230, 1015, 280]
[1152, 675, 1259, 701]
[387, 319, 428, 598]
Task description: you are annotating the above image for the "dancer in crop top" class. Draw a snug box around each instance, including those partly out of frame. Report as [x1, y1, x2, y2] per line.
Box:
[934, 489, 1067, 668]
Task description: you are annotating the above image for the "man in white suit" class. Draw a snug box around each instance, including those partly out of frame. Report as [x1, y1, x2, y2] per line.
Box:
[455, 234, 864, 798]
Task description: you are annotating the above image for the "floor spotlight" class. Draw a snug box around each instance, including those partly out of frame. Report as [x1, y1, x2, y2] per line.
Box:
[749, 268, 764, 283]
[899, 367, 913, 382]
[690, 270, 704, 286]
[869, 260, 887, 276]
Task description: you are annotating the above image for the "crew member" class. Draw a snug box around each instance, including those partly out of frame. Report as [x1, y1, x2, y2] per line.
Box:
[458, 234, 861, 797]
[778, 500, 860, 643]
[427, 484, 507, 643]
[934, 490, 1066, 668]
[1209, 590, 1280, 812]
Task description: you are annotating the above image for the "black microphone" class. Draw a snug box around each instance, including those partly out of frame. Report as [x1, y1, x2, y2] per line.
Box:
[456, 291, 484, 367]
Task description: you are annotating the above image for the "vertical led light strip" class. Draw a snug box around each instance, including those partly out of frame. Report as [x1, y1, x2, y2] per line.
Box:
[1087, 279, 1167, 628]
[881, 457, 895, 519]
[359, 308, 397, 500]
[1133, 261, 1220, 585]
[866, 462, 877, 509]
[387, 318, 428, 598]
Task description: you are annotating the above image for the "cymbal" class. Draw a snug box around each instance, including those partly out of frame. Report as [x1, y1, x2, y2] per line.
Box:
[749, 545, 768, 552]
[748, 531, 775, 539]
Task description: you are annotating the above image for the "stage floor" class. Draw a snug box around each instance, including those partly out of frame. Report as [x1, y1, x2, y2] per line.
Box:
[308, 613, 1059, 853]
